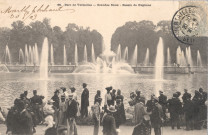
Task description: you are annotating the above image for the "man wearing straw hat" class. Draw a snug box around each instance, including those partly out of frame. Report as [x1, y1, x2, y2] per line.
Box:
[66, 93, 78, 135]
[102, 105, 117, 135]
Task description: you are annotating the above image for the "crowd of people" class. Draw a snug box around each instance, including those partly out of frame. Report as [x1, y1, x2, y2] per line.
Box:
[0, 82, 207, 135]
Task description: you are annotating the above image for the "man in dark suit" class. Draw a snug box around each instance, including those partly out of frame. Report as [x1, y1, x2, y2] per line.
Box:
[81, 83, 89, 118]
[102, 106, 117, 135]
[51, 89, 60, 109]
[167, 93, 182, 129]
[30, 90, 44, 124]
[182, 89, 191, 104]
[158, 91, 167, 121]
[183, 94, 194, 130]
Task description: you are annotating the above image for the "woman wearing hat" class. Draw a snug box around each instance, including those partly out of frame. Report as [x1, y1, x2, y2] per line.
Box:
[105, 86, 113, 107]
[115, 90, 126, 124]
[57, 95, 67, 127]
[94, 90, 102, 105]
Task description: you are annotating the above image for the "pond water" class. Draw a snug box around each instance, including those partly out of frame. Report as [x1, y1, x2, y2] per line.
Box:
[0, 72, 207, 108]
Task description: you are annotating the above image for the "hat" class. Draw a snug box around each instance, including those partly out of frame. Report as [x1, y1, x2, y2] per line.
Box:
[176, 91, 181, 96]
[33, 90, 37, 93]
[130, 92, 135, 95]
[173, 93, 178, 97]
[105, 86, 112, 91]
[24, 91, 28, 95]
[199, 88, 203, 92]
[20, 93, 25, 99]
[136, 90, 141, 95]
[107, 105, 117, 112]
[112, 89, 116, 93]
[54, 89, 59, 93]
[82, 83, 87, 87]
[60, 87, 66, 91]
[70, 87, 76, 92]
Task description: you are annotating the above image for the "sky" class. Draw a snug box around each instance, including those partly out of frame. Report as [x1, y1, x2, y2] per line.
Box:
[0, 0, 179, 49]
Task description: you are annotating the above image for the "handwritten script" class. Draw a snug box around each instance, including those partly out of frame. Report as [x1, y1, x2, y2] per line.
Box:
[0, 4, 75, 21]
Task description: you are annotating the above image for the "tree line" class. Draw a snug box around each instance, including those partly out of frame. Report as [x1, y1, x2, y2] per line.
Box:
[111, 20, 207, 66]
[0, 18, 103, 65]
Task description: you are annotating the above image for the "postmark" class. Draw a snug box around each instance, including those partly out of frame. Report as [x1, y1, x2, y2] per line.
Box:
[171, 6, 204, 45]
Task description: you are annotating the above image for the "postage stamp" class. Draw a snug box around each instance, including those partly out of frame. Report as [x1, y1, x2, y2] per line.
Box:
[171, 6, 205, 45]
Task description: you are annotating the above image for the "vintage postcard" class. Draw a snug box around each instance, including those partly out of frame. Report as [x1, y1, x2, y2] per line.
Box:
[0, 0, 207, 135]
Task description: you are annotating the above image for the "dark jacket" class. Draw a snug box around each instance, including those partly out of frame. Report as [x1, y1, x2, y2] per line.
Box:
[151, 103, 163, 128]
[182, 92, 191, 103]
[183, 99, 194, 120]
[116, 95, 124, 102]
[30, 95, 42, 105]
[146, 100, 154, 112]
[158, 94, 167, 107]
[51, 95, 59, 109]
[167, 97, 182, 115]
[66, 99, 78, 118]
[18, 110, 34, 135]
[102, 113, 117, 135]
[81, 88, 89, 107]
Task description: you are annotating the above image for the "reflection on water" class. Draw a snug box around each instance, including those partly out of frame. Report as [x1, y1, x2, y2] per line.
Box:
[0, 72, 207, 108]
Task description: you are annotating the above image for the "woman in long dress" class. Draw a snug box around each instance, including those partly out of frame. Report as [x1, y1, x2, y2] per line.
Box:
[57, 95, 67, 126]
[116, 89, 126, 123]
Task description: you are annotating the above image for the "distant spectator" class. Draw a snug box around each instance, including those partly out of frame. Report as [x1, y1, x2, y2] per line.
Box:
[81, 83, 89, 118]
[167, 93, 182, 129]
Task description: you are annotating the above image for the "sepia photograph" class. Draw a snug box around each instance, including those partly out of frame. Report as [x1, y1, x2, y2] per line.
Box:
[0, 0, 207, 135]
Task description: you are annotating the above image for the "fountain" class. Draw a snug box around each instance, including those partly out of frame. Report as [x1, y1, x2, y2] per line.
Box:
[39, 38, 49, 98]
[167, 48, 171, 66]
[32, 46, 35, 65]
[91, 44, 96, 63]
[5, 45, 11, 64]
[40, 38, 49, 79]
[63, 45, 67, 65]
[75, 44, 78, 65]
[123, 47, 128, 61]
[155, 38, 164, 96]
[35, 44, 39, 65]
[176, 46, 182, 65]
[131, 44, 138, 66]
[181, 51, 187, 66]
[197, 50, 202, 67]
[116, 44, 121, 62]
[74, 47, 134, 74]
[186, 46, 193, 66]
[19, 48, 24, 64]
[83, 45, 88, 62]
[29, 45, 33, 65]
[50, 44, 54, 65]
[25, 45, 29, 65]
[143, 48, 149, 66]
